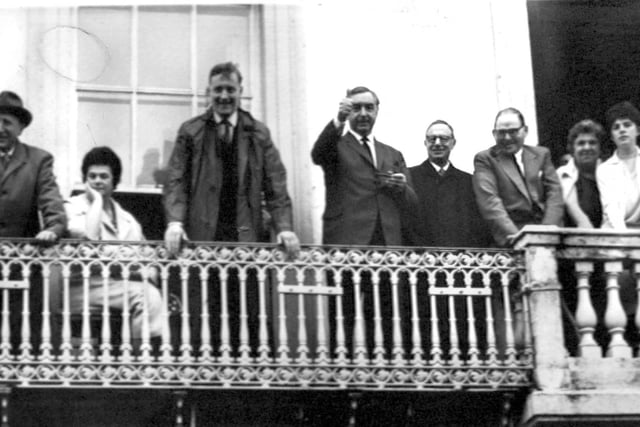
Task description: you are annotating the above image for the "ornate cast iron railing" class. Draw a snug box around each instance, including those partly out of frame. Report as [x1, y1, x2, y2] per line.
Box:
[0, 239, 531, 390]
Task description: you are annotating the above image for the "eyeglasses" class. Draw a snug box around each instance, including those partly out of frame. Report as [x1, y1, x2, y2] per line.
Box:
[426, 135, 453, 144]
[493, 126, 524, 138]
[351, 103, 376, 113]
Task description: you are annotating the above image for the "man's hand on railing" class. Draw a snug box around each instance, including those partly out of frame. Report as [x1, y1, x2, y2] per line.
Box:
[277, 230, 300, 260]
[165, 222, 188, 256]
[34, 230, 59, 243]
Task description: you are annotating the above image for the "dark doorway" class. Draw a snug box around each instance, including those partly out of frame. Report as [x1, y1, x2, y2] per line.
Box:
[527, 0, 640, 164]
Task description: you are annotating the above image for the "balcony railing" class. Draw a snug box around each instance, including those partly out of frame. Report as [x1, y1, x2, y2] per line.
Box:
[0, 239, 532, 391]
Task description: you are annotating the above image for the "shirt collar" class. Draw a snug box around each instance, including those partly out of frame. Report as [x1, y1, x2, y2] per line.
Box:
[513, 147, 523, 161]
[558, 157, 578, 179]
[348, 129, 374, 143]
[612, 148, 640, 163]
[429, 160, 450, 172]
[213, 111, 238, 127]
[0, 145, 16, 159]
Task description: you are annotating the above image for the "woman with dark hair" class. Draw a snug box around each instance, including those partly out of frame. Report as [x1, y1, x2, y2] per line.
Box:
[597, 101, 640, 229]
[65, 146, 164, 339]
[596, 102, 640, 318]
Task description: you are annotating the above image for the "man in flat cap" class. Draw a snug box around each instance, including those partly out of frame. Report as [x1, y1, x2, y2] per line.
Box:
[0, 90, 66, 241]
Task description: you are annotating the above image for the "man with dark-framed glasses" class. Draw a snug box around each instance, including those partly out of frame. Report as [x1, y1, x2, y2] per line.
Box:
[472, 107, 563, 247]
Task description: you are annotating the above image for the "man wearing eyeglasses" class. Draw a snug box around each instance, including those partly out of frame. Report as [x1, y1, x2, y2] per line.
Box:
[405, 120, 491, 247]
[472, 107, 563, 247]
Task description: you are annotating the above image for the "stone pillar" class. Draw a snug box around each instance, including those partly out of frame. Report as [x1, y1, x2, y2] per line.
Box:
[513, 225, 569, 390]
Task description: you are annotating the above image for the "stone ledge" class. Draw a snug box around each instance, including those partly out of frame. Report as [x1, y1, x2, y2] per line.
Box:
[521, 389, 640, 426]
[568, 357, 640, 389]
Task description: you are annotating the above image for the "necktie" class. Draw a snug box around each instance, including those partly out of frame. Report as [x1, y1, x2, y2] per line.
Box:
[218, 120, 232, 146]
[438, 167, 446, 176]
[511, 154, 525, 179]
[361, 136, 374, 165]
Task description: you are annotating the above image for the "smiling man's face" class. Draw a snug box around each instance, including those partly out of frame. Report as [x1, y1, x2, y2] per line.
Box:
[425, 123, 455, 166]
[208, 72, 242, 119]
[493, 111, 527, 155]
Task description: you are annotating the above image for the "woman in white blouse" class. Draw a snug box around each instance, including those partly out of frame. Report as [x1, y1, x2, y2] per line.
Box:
[597, 101, 640, 229]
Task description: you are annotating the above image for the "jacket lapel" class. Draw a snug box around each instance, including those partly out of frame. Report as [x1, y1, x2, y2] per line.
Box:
[498, 152, 530, 201]
[345, 133, 376, 169]
[1, 142, 26, 186]
[236, 113, 249, 190]
[522, 147, 541, 200]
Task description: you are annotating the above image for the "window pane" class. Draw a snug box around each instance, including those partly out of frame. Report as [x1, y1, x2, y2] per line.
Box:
[78, 7, 131, 86]
[196, 5, 251, 90]
[138, 6, 191, 89]
[77, 93, 132, 186]
[135, 95, 192, 187]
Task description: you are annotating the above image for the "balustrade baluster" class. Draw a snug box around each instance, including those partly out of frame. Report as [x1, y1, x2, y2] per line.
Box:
[39, 263, 53, 360]
[311, 267, 329, 364]
[199, 267, 213, 361]
[120, 268, 133, 362]
[353, 271, 367, 364]
[334, 269, 347, 363]
[19, 265, 32, 361]
[604, 261, 631, 357]
[257, 268, 270, 363]
[219, 268, 231, 363]
[138, 265, 152, 363]
[501, 272, 517, 365]
[447, 272, 461, 366]
[465, 274, 479, 366]
[0, 286, 9, 360]
[409, 272, 423, 365]
[59, 264, 72, 361]
[428, 272, 442, 365]
[574, 262, 599, 358]
[178, 266, 192, 362]
[276, 269, 290, 363]
[79, 264, 93, 361]
[295, 268, 309, 363]
[483, 274, 498, 366]
[159, 267, 173, 362]
[371, 270, 385, 364]
[315, 291, 329, 364]
[100, 265, 112, 363]
[238, 268, 251, 363]
[391, 271, 404, 364]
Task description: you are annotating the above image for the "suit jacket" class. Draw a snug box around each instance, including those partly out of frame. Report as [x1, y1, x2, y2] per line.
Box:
[0, 141, 66, 238]
[406, 161, 492, 247]
[472, 144, 563, 247]
[163, 108, 293, 242]
[311, 121, 417, 246]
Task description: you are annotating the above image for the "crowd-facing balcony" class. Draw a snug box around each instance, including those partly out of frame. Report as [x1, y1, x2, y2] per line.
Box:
[2, 226, 640, 425]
